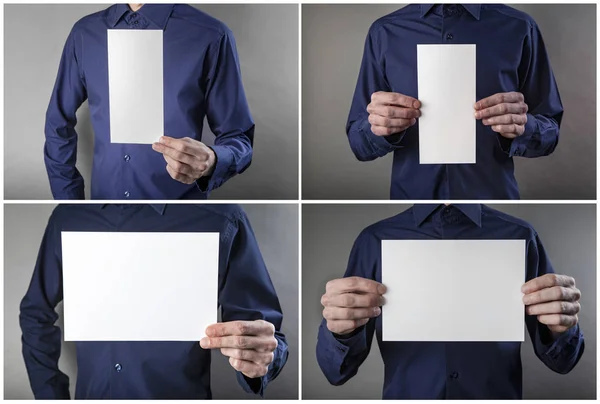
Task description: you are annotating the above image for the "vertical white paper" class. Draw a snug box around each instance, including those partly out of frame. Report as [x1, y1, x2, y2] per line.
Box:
[417, 44, 476, 164]
[61, 232, 219, 341]
[382, 239, 525, 341]
[107, 30, 164, 144]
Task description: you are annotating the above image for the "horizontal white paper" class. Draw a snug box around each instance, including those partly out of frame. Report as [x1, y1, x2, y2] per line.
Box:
[417, 44, 476, 164]
[107, 29, 164, 144]
[61, 232, 219, 341]
[382, 239, 525, 342]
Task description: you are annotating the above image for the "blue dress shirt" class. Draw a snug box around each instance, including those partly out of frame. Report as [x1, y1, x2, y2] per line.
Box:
[316, 204, 584, 399]
[45, 4, 254, 200]
[347, 4, 563, 199]
[20, 204, 288, 399]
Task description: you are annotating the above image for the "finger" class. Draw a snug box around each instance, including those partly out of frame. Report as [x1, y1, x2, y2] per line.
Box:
[321, 292, 383, 308]
[206, 320, 275, 338]
[371, 124, 413, 137]
[323, 306, 381, 321]
[474, 92, 524, 110]
[371, 91, 421, 108]
[475, 102, 528, 119]
[368, 114, 417, 128]
[522, 274, 576, 294]
[367, 104, 421, 119]
[482, 114, 527, 126]
[326, 318, 370, 335]
[229, 357, 269, 379]
[523, 286, 581, 306]
[326, 277, 386, 295]
[166, 165, 195, 184]
[155, 143, 198, 166]
[200, 335, 278, 351]
[526, 301, 581, 316]
[158, 136, 196, 155]
[537, 314, 578, 328]
[220, 348, 275, 365]
[164, 155, 196, 176]
[490, 124, 525, 136]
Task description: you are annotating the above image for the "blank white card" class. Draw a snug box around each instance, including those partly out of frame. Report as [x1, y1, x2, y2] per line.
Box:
[417, 44, 476, 164]
[61, 232, 219, 341]
[107, 30, 164, 144]
[382, 239, 525, 342]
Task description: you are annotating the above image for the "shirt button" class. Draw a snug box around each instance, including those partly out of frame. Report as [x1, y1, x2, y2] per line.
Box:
[131, 13, 137, 18]
[115, 363, 122, 372]
[450, 371, 459, 379]
[124, 191, 130, 198]
[124, 154, 130, 162]
[446, 33, 453, 40]
[133, 21, 139, 25]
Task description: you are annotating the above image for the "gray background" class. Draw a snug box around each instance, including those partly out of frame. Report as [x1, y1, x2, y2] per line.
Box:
[4, 203, 298, 399]
[302, 204, 596, 399]
[4, 4, 298, 200]
[302, 4, 596, 200]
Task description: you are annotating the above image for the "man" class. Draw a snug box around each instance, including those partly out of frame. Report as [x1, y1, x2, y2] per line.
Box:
[347, 4, 562, 199]
[317, 204, 584, 399]
[45, 4, 254, 199]
[20, 204, 288, 399]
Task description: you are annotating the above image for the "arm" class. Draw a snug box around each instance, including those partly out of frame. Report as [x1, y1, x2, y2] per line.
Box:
[199, 29, 255, 192]
[44, 28, 87, 199]
[19, 209, 70, 398]
[523, 234, 584, 374]
[510, 22, 563, 158]
[346, 26, 409, 161]
[317, 230, 381, 385]
[216, 210, 288, 395]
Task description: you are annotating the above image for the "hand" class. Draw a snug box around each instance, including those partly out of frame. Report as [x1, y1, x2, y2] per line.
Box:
[367, 92, 421, 136]
[474, 92, 529, 139]
[522, 274, 581, 335]
[152, 136, 216, 184]
[199, 320, 277, 379]
[321, 276, 386, 335]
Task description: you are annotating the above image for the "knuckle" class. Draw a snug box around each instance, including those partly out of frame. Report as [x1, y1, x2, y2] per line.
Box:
[267, 337, 278, 351]
[237, 322, 248, 335]
[320, 294, 328, 307]
[344, 294, 355, 307]
[236, 336, 247, 348]
[325, 280, 334, 293]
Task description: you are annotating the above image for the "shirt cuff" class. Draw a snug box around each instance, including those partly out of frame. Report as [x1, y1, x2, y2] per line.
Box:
[534, 322, 582, 362]
[235, 336, 288, 397]
[320, 322, 368, 370]
[360, 119, 406, 156]
[195, 145, 234, 193]
[505, 113, 539, 157]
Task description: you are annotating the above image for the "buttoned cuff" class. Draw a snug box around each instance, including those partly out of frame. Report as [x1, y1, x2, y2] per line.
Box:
[321, 322, 367, 370]
[195, 145, 235, 193]
[505, 113, 539, 157]
[236, 336, 288, 397]
[534, 323, 582, 365]
[360, 119, 406, 157]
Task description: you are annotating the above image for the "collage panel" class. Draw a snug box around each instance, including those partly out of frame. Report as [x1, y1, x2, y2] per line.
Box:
[302, 203, 596, 399]
[4, 3, 298, 200]
[302, 4, 596, 200]
[4, 203, 298, 399]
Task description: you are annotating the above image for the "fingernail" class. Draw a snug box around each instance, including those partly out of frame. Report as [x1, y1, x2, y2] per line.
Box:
[377, 284, 387, 294]
[159, 136, 166, 143]
[410, 118, 416, 125]
[200, 338, 209, 348]
[474, 111, 480, 119]
[374, 307, 381, 316]
[413, 100, 421, 108]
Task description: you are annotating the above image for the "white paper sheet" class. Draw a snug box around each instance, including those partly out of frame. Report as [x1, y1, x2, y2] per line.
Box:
[107, 30, 164, 144]
[417, 44, 476, 164]
[382, 239, 525, 342]
[61, 232, 219, 341]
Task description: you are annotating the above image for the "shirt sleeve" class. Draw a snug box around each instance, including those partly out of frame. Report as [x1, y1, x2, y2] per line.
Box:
[346, 24, 407, 162]
[316, 229, 379, 385]
[197, 30, 255, 193]
[524, 233, 584, 374]
[44, 28, 87, 200]
[504, 21, 563, 158]
[19, 209, 70, 399]
[219, 209, 288, 396]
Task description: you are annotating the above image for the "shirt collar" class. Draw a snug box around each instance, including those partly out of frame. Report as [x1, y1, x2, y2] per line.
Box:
[107, 4, 174, 29]
[420, 4, 481, 20]
[100, 204, 166, 215]
[412, 204, 482, 227]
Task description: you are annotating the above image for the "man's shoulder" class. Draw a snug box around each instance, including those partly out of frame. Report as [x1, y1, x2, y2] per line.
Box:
[481, 205, 537, 238]
[171, 4, 230, 38]
[369, 5, 421, 35]
[357, 207, 415, 241]
[481, 4, 537, 28]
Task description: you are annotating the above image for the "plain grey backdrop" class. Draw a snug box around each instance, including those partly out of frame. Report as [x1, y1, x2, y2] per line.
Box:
[302, 204, 596, 399]
[4, 204, 298, 399]
[302, 4, 596, 199]
[4, 4, 298, 200]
